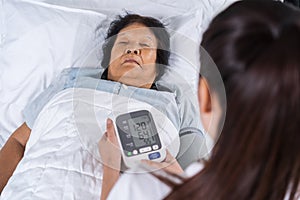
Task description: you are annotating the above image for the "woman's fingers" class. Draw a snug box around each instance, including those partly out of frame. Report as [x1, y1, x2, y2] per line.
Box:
[164, 150, 175, 163]
[106, 119, 115, 136]
[141, 150, 184, 174]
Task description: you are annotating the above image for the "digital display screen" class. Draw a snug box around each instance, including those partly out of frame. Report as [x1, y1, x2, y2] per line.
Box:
[116, 110, 161, 156]
[127, 115, 157, 148]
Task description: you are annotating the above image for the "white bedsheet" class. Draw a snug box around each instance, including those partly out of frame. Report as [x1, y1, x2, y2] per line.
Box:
[0, 88, 179, 199]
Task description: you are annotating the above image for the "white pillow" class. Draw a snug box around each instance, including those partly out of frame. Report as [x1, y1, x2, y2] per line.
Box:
[0, 0, 106, 145]
[21, 0, 209, 81]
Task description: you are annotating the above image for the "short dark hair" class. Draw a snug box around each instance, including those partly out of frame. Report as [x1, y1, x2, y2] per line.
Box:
[101, 14, 170, 81]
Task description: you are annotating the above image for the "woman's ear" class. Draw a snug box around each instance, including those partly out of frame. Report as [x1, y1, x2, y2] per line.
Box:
[198, 76, 222, 141]
[198, 77, 212, 114]
[198, 77, 213, 134]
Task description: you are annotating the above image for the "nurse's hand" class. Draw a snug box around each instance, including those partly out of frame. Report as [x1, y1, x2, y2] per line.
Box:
[98, 118, 121, 171]
[141, 150, 184, 175]
[98, 118, 121, 200]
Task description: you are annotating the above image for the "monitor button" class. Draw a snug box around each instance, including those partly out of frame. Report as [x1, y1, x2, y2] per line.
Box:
[139, 146, 152, 153]
[148, 152, 161, 160]
[133, 150, 138, 155]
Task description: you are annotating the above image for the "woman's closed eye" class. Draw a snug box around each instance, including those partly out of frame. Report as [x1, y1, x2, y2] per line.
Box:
[140, 43, 150, 47]
[117, 41, 128, 45]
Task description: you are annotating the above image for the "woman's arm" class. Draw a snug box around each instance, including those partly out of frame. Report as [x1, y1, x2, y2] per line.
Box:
[0, 123, 31, 193]
[98, 119, 121, 200]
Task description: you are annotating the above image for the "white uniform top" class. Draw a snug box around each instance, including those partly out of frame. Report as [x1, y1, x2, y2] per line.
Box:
[107, 162, 203, 200]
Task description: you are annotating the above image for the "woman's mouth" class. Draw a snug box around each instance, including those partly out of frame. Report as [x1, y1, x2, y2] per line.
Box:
[123, 58, 140, 66]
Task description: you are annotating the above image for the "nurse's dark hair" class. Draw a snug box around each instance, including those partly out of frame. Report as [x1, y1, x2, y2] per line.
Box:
[164, 1, 300, 200]
[101, 14, 170, 81]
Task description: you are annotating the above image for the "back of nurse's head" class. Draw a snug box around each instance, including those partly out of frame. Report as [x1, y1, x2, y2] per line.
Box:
[201, 0, 300, 191]
[101, 14, 170, 81]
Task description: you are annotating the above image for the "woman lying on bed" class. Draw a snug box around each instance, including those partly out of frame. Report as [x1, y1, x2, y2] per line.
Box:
[0, 14, 204, 199]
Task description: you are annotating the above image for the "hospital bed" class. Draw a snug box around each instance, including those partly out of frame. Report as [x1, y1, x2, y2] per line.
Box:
[0, 0, 236, 199]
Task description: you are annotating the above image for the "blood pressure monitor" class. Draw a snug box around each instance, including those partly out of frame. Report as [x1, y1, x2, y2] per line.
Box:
[114, 110, 166, 168]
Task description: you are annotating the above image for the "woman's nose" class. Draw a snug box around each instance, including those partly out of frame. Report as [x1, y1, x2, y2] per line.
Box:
[125, 48, 141, 55]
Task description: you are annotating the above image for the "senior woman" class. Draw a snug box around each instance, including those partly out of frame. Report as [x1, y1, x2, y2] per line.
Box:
[0, 14, 204, 199]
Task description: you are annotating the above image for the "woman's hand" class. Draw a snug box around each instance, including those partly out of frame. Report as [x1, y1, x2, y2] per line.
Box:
[98, 118, 121, 171]
[141, 150, 184, 175]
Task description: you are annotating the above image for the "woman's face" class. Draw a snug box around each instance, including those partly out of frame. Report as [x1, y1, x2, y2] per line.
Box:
[108, 23, 158, 88]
